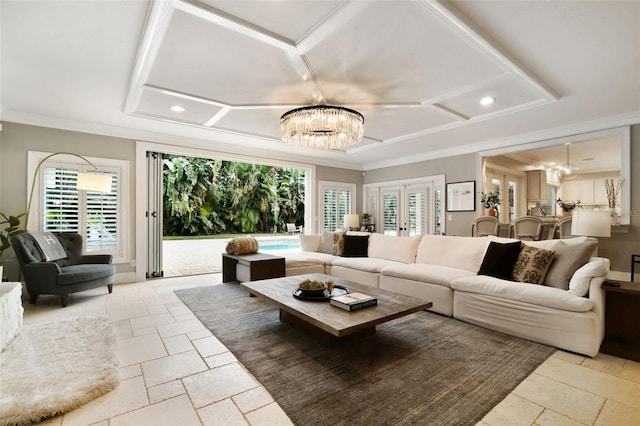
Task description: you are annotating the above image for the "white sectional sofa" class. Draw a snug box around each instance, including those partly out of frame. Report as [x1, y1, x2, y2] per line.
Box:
[274, 231, 610, 357]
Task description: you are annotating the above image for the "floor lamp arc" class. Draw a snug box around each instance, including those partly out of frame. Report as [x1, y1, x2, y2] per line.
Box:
[25, 152, 113, 231]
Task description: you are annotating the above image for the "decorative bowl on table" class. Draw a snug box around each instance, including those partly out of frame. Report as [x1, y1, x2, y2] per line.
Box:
[298, 278, 327, 297]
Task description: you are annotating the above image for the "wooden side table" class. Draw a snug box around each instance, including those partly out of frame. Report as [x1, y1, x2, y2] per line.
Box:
[600, 280, 640, 361]
[222, 252, 285, 283]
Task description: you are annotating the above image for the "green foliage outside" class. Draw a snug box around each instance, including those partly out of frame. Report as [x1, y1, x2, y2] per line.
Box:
[163, 155, 305, 236]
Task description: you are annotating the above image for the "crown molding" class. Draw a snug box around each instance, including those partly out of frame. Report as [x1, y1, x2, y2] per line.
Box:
[362, 111, 640, 170]
[0, 109, 364, 170]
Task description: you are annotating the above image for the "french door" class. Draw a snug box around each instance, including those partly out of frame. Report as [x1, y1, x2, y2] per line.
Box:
[379, 185, 431, 236]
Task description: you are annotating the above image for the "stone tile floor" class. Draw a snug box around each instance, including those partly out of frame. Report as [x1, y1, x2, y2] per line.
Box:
[20, 274, 640, 426]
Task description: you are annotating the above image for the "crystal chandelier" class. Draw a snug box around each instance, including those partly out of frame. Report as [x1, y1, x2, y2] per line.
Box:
[280, 105, 364, 150]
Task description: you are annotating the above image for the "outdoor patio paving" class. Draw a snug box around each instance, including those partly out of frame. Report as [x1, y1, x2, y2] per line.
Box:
[162, 236, 299, 278]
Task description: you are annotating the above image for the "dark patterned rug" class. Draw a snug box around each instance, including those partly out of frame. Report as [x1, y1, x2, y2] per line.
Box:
[176, 283, 555, 426]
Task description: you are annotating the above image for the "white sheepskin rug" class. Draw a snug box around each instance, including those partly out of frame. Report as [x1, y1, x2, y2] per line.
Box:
[0, 316, 119, 425]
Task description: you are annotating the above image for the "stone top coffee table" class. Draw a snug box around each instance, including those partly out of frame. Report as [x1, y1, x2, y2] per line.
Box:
[241, 273, 432, 344]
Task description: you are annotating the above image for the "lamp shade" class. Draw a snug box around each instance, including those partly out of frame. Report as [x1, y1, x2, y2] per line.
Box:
[76, 172, 112, 193]
[344, 214, 360, 229]
[571, 209, 611, 237]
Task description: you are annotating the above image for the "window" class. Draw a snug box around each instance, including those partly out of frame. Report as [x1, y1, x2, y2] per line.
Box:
[319, 181, 355, 231]
[28, 152, 129, 263]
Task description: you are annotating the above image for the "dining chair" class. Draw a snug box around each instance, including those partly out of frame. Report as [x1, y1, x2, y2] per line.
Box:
[471, 216, 500, 237]
[550, 216, 573, 239]
[509, 216, 544, 241]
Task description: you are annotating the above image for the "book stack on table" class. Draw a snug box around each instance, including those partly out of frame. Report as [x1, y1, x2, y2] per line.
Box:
[330, 292, 377, 311]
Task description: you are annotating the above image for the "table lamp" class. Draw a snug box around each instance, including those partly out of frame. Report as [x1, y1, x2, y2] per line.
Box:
[344, 214, 360, 231]
[571, 209, 611, 238]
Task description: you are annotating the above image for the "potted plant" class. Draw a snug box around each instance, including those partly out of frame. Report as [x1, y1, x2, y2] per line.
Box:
[556, 199, 581, 216]
[362, 213, 372, 225]
[1, 212, 26, 281]
[0, 212, 25, 257]
[480, 191, 501, 217]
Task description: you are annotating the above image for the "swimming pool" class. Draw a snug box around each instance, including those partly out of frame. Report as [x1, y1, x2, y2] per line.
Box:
[260, 241, 301, 250]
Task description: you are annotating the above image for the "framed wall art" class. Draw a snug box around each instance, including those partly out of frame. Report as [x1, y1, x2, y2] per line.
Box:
[446, 181, 475, 212]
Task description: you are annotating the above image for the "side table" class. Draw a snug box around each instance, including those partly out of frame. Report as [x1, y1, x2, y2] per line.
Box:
[222, 252, 285, 283]
[600, 279, 640, 361]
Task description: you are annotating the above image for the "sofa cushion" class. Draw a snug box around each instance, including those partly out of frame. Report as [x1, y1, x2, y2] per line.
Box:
[58, 264, 116, 285]
[382, 263, 476, 288]
[299, 234, 321, 252]
[367, 233, 421, 264]
[283, 251, 338, 268]
[342, 234, 369, 257]
[568, 257, 609, 297]
[451, 275, 594, 312]
[512, 245, 555, 284]
[478, 241, 522, 280]
[332, 257, 405, 273]
[416, 235, 489, 272]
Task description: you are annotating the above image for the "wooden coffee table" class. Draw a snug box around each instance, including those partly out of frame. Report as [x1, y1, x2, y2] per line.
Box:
[241, 273, 432, 344]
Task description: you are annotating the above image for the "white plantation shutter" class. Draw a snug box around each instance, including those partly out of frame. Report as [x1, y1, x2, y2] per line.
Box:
[85, 171, 118, 251]
[338, 189, 351, 230]
[324, 189, 338, 231]
[38, 163, 122, 257]
[382, 193, 398, 235]
[320, 181, 355, 231]
[43, 167, 80, 232]
[407, 190, 427, 236]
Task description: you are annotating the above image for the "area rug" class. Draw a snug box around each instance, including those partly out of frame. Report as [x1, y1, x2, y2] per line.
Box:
[176, 284, 555, 426]
[0, 316, 119, 426]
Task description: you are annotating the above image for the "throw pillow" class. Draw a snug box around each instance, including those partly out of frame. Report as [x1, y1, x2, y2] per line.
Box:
[225, 236, 259, 255]
[319, 230, 334, 254]
[542, 237, 598, 290]
[332, 230, 346, 256]
[478, 241, 522, 280]
[341, 235, 369, 257]
[512, 245, 556, 284]
[299, 234, 321, 252]
[568, 257, 609, 297]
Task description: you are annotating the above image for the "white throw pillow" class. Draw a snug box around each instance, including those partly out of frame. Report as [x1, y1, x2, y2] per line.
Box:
[299, 234, 321, 252]
[319, 230, 334, 254]
[568, 258, 609, 297]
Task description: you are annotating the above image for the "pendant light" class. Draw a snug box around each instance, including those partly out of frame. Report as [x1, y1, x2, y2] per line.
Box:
[560, 143, 578, 180]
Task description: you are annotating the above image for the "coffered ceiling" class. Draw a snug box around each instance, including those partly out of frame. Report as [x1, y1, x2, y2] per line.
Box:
[1, 0, 639, 169]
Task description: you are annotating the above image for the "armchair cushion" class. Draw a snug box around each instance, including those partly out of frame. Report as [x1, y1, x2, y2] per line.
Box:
[58, 264, 116, 285]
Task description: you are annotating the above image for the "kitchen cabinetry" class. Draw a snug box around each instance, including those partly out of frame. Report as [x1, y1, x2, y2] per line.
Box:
[562, 177, 619, 205]
[526, 170, 546, 201]
[594, 178, 620, 205]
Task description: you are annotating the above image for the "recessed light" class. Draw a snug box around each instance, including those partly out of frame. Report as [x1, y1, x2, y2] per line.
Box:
[170, 105, 185, 112]
[480, 97, 495, 105]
